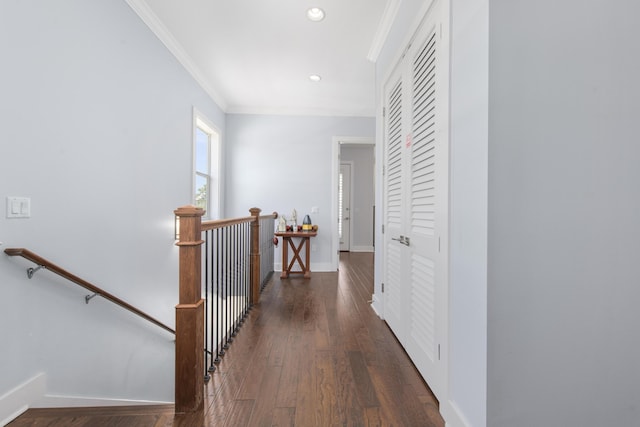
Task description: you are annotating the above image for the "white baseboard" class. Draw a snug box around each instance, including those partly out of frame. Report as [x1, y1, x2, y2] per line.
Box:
[0, 373, 45, 426]
[34, 394, 172, 408]
[0, 372, 172, 426]
[370, 294, 382, 318]
[274, 262, 336, 273]
[349, 246, 374, 252]
[442, 399, 473, 427]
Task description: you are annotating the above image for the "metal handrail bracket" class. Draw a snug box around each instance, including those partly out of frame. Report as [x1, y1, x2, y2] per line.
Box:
[27, 265, 46, 279]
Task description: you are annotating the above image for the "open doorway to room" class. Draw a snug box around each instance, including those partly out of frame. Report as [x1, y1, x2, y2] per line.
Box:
[332, 137, 375, 265]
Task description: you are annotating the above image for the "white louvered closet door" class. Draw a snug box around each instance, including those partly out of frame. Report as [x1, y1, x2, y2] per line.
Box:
[383, 71, 405, 334]
[382, 0, 449, 400]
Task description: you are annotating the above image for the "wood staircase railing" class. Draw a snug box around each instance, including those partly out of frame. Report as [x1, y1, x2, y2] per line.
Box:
[3, 247, 174, 334]
[173, 206, 277, 414]
[4, 206, 276, 415]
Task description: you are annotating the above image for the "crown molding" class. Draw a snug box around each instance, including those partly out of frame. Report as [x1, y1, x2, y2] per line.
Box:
[125, 0, 228, 111]
[226, 105, 375, 118]
[225, 102, 375, 117]
[367, 0, 402, 62]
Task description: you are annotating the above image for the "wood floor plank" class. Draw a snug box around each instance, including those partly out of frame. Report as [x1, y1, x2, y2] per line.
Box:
[293, 329, 317, 426]
[221, 399, 254, 427]
[246, 366, 283, 427]
[270, 407, 296, 427]
[348, 350, 380, 408]
[333, 349, 365, 426]
[315, 350, 342, 426]
[274, 333, 301, 408]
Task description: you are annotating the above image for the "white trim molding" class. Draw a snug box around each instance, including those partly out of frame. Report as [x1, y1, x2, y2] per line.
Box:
[367, 0, 402, 62]
[0, 373, 45, 426]
[125, 0, 228, 111]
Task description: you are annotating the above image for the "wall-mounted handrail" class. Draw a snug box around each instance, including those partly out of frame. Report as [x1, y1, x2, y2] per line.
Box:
[4, 248, 175, 334]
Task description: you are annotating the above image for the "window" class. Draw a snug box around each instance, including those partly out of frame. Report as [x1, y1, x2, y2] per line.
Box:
[193, 110, 220, 219]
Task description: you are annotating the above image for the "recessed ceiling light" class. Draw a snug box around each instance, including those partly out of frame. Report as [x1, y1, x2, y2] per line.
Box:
[307, 7, 325, 22]
[309, 74, 322, 82]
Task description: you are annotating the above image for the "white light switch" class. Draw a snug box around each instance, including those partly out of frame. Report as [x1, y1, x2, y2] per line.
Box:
[311, 206, 319, 214]
[6, 197, 31, 218]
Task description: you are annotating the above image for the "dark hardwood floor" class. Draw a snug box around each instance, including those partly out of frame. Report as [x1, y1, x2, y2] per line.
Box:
[10, 252, 444, 426]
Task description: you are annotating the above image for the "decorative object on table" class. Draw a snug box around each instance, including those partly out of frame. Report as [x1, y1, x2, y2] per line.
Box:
[278, 215, 287, 232]
[302, 214, 312, 231]
[290, 209, 297, 230]
[312, 224, 318, 232]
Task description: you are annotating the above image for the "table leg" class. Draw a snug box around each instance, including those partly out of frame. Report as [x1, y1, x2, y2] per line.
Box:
[281, 237, 289, 278]
[304, 237, 311, 278]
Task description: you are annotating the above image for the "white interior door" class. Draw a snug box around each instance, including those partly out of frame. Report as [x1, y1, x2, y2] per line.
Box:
[382, 0, 449, 400]
[383, 69, 406, 335]
[339, 163, 352, 251]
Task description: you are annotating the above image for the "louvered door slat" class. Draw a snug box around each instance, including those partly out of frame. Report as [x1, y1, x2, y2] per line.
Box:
[386, 80, 403, 227]
[411, 28, 437, 236]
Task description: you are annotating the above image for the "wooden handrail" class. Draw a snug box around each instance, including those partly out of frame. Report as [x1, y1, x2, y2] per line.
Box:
[4, 248, 175, 334]
[201, 212, 277, 231]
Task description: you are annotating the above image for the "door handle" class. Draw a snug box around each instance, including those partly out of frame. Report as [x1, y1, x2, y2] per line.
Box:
[391, 236, 410, 246]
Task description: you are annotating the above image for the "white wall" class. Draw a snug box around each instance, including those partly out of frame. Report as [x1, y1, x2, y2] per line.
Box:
[224, 114, 374, 271]
[0, 0, 224, 416]
[447, 0, 489, 426]
[340, 145, 375, 251]
[487, 1, 640, 426]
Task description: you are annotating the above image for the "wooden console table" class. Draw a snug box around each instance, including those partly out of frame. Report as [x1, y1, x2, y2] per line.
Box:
[275, 230, 317, 279]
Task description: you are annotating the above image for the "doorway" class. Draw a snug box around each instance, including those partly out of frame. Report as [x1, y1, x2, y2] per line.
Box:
[331, 137, 375, 269]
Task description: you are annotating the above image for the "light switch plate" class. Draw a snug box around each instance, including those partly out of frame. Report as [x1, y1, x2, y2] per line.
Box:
[6, 197, 31, 218]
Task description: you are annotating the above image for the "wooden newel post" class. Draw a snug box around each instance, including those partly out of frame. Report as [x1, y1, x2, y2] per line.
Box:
[174, 205, 205, 414]
[250, 207, 261, 305]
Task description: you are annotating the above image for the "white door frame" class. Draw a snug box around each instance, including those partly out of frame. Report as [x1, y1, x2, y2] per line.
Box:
[331, 136, 375, 270]
[339, 162, 354, 252]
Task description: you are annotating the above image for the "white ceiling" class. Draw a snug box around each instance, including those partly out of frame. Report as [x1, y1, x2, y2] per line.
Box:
[127, 0, 393, 117]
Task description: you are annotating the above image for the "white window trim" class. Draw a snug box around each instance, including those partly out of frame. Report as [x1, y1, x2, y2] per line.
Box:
[193, 107, 221, 219]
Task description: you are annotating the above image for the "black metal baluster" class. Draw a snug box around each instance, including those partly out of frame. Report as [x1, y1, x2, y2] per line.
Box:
[232, 224, 239, 336]
[244, 222, 250, 316]
[242, 222, 248, 319]
[215, 228, 222, 363]
[224, 226, 231, 350]
[203, 230, 211, 381]
[233, 224, 239, 331]
[207, 229, 216, 374]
